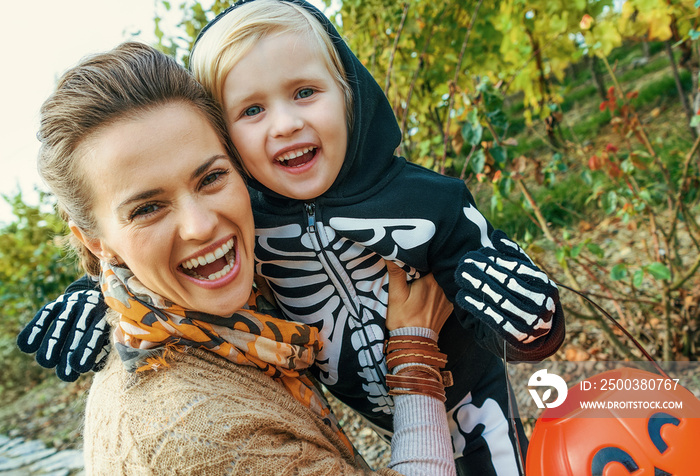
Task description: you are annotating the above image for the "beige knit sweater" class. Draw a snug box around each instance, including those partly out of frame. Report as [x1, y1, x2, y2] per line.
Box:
[84, 347, 399, 475]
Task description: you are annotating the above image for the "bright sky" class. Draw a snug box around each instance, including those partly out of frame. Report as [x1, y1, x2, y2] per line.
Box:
[0, 0, 326, 226]
[0, 1, 160, 225]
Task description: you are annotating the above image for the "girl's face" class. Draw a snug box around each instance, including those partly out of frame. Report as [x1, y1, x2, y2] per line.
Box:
[222, 31, 348, 200]
[74, 102, 255, 316]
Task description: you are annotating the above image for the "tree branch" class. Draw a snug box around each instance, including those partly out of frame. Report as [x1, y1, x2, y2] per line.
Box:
[385, 3, 410, 96]
[439, 0, 484, 174]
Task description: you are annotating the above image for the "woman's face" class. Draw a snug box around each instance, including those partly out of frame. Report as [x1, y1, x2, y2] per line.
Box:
[75, 102, 255, 316]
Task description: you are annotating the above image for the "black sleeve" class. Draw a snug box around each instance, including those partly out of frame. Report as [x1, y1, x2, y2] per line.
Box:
[65, 274, 100, 294]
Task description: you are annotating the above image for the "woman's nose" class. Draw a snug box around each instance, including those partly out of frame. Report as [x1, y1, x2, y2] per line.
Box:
[177, 198, 217, 242]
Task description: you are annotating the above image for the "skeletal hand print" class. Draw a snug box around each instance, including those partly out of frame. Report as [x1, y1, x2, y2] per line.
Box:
[454, 230, 558, 346]
[17, 289, 111, 381]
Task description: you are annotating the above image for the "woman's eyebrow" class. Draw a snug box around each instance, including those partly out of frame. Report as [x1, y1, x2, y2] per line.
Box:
[190, 154, 228, 181]
[117, 188, 165, 212]
[117, 188, 165, 208]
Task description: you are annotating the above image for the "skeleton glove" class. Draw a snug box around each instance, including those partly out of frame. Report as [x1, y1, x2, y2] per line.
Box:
[454, 230, 559, 348]
[17, 279, 111, 382]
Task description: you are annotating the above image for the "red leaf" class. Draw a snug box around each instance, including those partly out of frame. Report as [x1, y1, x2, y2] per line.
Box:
[608, 163, 623, 178]
[588, 155, 604, 171]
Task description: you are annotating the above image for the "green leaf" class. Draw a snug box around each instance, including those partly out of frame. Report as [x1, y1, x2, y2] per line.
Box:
[570, 243, 584, 259]
[645, 262, 671, 281]
[490, 193, 502, 214]
[586, 243, 604, 258]
[633, 270, 644, 288]
[605, 190, 618, 214]
[486, 109, 508, 130]
[461, 122, 483, 147]
[555, 247, 567, 267]
[471, 149, 486, 174]
[610, 264, 628, 281]
[490, 145, 507, 165]
[499, 176, 514, 197]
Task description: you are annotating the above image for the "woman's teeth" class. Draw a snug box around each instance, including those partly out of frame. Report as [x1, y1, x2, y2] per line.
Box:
[189, 259, 234, 280]
[181, 238, 236, 280]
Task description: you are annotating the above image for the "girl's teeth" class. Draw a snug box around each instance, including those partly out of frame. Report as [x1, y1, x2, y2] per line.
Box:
[278, 147, 312, 162]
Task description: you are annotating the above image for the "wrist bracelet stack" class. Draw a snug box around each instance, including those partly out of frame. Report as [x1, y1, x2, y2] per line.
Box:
[385, 335, 453, 402]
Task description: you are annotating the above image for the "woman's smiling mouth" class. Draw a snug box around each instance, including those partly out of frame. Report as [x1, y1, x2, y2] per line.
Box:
[179, 237, 238, 281]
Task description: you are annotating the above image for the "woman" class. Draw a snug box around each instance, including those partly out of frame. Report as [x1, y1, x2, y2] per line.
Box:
[36, 41, 456, 475]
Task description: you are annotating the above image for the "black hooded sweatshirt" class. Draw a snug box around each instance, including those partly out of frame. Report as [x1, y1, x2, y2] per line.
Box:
[208, 0, 565, 433]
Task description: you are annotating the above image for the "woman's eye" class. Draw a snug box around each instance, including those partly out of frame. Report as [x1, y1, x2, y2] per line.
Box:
[244, 105, 262, 116]
[202, 171, 224, 187]
[201, 169, 230, 189]
[297, 88, 314, 99]
[130, 203, 160, 220]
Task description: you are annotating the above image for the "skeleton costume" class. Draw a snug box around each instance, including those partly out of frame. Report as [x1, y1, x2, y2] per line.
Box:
[233, 1, 566, 474]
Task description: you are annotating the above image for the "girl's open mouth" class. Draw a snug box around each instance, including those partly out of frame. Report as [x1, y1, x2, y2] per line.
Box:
[275, 147, 317, 168]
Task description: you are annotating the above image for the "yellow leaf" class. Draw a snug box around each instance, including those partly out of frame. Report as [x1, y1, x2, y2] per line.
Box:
[648, 19, 672, 41]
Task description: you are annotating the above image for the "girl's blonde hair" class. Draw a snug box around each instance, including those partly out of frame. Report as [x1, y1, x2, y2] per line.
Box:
[38, 41, 238, 276]
[190, 0, 352, 120]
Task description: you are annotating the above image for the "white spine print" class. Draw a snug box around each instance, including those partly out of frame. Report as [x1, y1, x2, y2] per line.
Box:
[255, 216, 437, 416]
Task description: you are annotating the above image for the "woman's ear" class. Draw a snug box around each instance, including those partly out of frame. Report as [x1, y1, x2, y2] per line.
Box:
[69, 221, 115, 263]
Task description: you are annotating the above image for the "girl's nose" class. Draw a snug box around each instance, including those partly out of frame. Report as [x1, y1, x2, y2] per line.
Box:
[270, 104, 303, 138]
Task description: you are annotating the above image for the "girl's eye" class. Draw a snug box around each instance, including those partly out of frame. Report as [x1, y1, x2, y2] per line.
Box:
[130, 203, 161, 220]
[297, 88, 314, 99]
[244, 105, 262, 116]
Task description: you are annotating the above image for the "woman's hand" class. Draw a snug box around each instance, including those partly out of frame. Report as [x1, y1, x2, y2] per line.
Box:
[385, 261, 453, 334]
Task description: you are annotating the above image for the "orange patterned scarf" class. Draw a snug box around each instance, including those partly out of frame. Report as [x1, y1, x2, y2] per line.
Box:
[99, 262, 360, 459]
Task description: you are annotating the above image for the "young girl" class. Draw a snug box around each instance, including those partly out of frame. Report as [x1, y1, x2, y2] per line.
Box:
[20, 1, 565, 474]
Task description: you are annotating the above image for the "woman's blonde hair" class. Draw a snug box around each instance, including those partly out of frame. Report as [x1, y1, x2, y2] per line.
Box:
[190, 0, 352, 120]
[38, 41, 238, 276]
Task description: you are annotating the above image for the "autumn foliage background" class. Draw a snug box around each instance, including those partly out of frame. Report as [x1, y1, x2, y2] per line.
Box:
[1, 0, 699, 454]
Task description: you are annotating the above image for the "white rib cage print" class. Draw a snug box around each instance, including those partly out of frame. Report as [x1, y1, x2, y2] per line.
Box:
[254, 217, 432, 415]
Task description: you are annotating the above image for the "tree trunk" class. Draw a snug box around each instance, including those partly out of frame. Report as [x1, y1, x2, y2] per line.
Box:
[642, 40, 650, 59]
[665, 41, 696, 138]
[692, 42, 700, 138]
[587, 54, 607, 101]
[526, 29, 559, 147]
